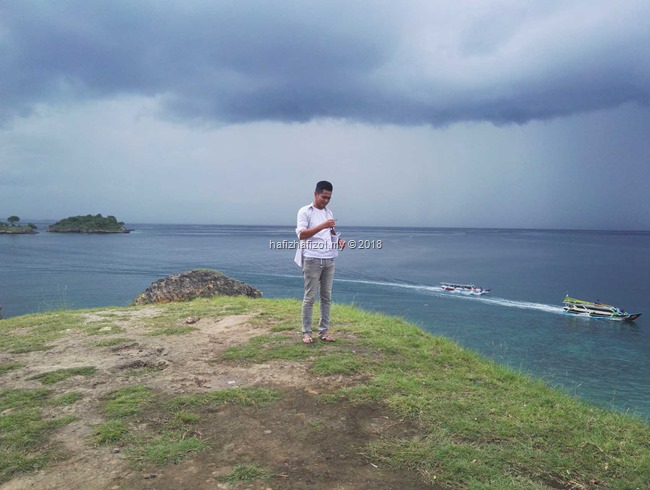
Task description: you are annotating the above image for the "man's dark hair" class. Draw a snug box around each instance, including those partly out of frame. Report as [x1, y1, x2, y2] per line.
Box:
[315, 181, 333, 194]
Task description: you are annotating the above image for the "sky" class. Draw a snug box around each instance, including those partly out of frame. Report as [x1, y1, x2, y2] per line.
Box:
[1, 1, 649, 230]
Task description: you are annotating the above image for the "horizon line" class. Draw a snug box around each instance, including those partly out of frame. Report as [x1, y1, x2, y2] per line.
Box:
[17, 219, 650, 234]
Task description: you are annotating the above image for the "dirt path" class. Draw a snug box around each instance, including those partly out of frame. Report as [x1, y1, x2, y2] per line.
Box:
[1, 309, 437, 489]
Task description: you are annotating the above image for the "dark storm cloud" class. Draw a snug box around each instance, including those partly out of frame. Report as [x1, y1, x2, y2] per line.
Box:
[2, 0, 649, 127]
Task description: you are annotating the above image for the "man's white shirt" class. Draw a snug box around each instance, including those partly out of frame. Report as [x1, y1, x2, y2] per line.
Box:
[295, 204, 340, 266]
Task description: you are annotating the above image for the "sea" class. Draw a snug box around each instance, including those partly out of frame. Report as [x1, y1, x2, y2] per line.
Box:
[1, 222, 649, 420]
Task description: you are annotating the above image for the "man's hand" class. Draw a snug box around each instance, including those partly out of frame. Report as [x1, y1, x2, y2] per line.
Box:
[298, 218, 337, 240]
[338, 239, 346, 250]
[321, 218, 336, 230]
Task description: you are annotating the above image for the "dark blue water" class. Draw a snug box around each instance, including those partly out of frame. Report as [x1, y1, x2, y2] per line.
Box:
[1, 223, 649, 419]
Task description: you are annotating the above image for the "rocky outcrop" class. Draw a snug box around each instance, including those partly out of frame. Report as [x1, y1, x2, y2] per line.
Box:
[134, 270, 262, 305]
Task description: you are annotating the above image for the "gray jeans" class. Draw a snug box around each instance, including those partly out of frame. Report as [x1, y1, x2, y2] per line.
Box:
[301, 258, 335, 335]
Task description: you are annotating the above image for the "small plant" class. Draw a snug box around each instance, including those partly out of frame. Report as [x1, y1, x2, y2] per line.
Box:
[146, 326, 197, 336]
[51, 392, 83, 406]
[174, 410, 200, 424]
[0, 363, 22, 376]
[28, 367, 97, 385]
[168, 387, 283, 410]
[270, 322, 296, 332]
[8, 343, 53, 354]
[220, 334, 310, 363]
[94, 337, 135, 347]
[225, 464, 272, 483]
[129, 432, 206, 466]
[312, 351, 365, 376]
[103, 385, 153, 418]
[86, 324, 126, 335]
[95, 420, 129, 444]
[307, 420, 324, 430]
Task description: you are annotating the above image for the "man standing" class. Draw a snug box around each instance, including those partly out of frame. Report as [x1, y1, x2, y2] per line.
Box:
[295, 181, 346, 344]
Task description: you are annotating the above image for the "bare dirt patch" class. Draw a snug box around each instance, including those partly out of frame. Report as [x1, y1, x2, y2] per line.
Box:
[1, 309, 436, 489]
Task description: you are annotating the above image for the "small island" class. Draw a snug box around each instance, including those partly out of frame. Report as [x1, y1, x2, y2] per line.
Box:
[0, 216, 38, 234]
[48, 214, 130, 233]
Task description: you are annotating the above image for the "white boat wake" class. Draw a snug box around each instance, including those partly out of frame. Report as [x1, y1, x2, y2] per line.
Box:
[260, 273, 566, 315]
[478, 297, 565, 315]
[335, 278, 566, 314]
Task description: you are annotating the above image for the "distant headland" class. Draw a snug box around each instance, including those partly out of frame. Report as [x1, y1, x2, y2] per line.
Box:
[48, 214, 130, 233]
[0, 216, 38, 234]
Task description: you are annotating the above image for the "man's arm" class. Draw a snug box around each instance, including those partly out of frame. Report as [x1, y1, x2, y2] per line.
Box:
[296, 207, 335, 240]
[299, 219, 336, 240]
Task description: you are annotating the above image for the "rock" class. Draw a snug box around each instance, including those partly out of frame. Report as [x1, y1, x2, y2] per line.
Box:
[134, 270, 262, 305]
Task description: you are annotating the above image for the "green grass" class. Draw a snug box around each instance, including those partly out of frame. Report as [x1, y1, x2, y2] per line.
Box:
[2, 297, 650, 488]
[52, 392, 83, 406]
[311, 350, 366, 376]
[97, 385, 206, 465]
[94, 386, 282, 468]
[127, 433, 206, 466]
[28, 366, 97, 385]
[0, 388, 52, 409]
[269, 321, 296, 332]
[0, 388, 76, 483]
[122, 366, 165, 377]
[95, 420, 129, 444]
[214, 300, 650, 488]
[145, 326, 197, 336]
[219, 333, 313, 363]
[0, 309, 105, 353]
[102, 385, 154, 418]
[173, 410, 200, 424]
[225, 463, 273, 483]
[0, 362, 22, 376]
[0, 300, 251, 355]
[136, 296, 256, 333]
[323, 305, 650, 489]
[94, 337, 135, 347]
[0, 297, 260, 354]
[85, 323, 126, 335]
[167, 386, 283, 410]
[9, 343, 54, 354]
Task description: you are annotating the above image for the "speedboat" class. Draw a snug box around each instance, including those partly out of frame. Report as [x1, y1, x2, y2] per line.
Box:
[440, 283, 491, 296]
[562, 296, 641, 321]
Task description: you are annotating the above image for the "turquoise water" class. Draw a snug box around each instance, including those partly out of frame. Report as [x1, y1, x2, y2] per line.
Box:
[1, 223, 649, 418]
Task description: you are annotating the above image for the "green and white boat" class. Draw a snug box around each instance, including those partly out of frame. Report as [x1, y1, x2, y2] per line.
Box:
[563, 296, 641, 321]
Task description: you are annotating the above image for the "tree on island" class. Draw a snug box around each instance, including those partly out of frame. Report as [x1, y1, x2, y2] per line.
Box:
[0, 216, 37, 233]
[48, 214, 129, 233]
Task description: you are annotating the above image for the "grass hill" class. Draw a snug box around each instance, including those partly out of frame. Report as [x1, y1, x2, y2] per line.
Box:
[1, 297, 649, 489]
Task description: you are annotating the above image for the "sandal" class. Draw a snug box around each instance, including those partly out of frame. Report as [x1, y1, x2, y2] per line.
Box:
[303, 335, 314, 344]
[318, 334, 336, 342]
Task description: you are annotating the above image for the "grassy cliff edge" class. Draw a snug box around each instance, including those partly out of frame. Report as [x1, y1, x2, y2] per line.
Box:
[1, 297, 648, 488]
